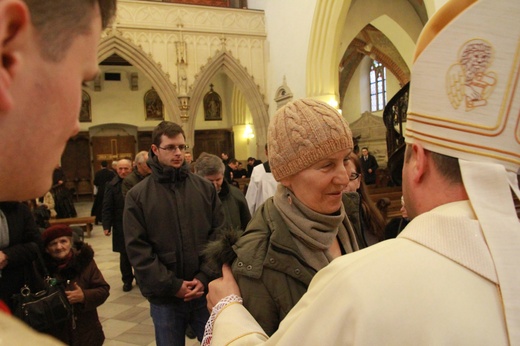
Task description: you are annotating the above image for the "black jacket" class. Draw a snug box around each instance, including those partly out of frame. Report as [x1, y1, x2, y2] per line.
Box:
[123, 150, 225, 303]
[102, 175, 126, 253]
[219, 180, 251, 231]
[360, 154, 379, 185]
[0, 202, 42, 311]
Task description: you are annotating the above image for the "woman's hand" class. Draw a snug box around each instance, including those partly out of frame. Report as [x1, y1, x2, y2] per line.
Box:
[66, 282, 85, 304]
[206, 264, 241, 311]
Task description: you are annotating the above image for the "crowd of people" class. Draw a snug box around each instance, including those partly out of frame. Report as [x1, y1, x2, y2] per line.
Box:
[0, 0, 518, 345]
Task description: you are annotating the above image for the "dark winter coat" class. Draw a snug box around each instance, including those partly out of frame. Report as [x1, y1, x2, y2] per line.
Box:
[0, 202, 43, 312]
[102, 175, 126, 253]
[43, 243, 110, 346]
[121, 169, 148, 198]
[91, 168, 116, 222]
[219, 180, 251, 231]
[205, 198, 314, 336]
[342, 192, 367, 248]
[123, 150, 225, 304]
[204, 194, 363, 336]
[360, 154, 379, 185]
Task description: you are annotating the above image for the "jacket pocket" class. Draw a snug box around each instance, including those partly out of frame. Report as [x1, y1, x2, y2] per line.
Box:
[157, 251, 177, 271]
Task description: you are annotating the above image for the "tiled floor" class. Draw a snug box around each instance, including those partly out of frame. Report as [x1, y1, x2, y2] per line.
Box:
[75, 200, 199, 346]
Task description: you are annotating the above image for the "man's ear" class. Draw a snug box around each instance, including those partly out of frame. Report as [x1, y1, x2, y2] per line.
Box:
[410, 143, 428, 184]
[151, 144, 159, 156]
[0, 0, 29, 112]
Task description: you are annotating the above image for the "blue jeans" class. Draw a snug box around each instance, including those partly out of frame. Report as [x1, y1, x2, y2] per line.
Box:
[150, 296, 209, 346]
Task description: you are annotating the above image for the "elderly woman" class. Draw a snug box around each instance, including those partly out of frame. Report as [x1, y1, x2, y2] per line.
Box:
[205, 98, 360, 336]
[40, 225, 110, 346]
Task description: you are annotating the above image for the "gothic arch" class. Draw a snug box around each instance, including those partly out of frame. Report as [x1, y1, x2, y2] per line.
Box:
[97, 34, 181, 123]
[339, 25, 411, 107]
[307, 0, 427, 102]
[189, 51, 269, 158]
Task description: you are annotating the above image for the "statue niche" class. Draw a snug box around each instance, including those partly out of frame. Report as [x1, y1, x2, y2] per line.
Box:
[203, 84, 222, 121]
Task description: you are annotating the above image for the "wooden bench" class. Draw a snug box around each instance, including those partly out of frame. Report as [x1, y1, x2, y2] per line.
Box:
[367, 187, 520, 221]
[48, 216, 96, 238]
[234, 177, 250, 194]
[367, 186, 403, 221]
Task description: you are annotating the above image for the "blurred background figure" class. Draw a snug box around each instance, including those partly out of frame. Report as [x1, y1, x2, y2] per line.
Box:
[91, 161, 116, 225]
[51, 165, 77, 219]
[103, 159, 134, 292]
[343, 155, 386, 247]
[245, 144, 277, 215]
[195, 153, 251, 231]
[0, 202, 43, 312]
[122, 151, 152, 197]
[360, 147, 379, 185]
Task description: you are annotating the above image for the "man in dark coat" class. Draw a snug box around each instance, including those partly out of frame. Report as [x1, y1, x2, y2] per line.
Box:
[123, 121, 225, 345]
[91, 161, 116, 224]
[360, 147, 379, 185]
[51, 165, 77, 218]
[121, 151, 151, 198]
[195, 153, 251, 231]
[0, 202, 43, 312]
[102, 159, 133, 292]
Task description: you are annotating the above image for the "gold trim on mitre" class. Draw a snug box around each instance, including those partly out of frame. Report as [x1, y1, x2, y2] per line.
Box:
[406, 0, 520, 344]
[406, 0, 520, 174]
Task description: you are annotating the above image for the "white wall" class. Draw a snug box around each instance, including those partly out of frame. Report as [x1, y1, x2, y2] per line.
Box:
[81, 65, 162, 132]
[249, 0, 317, 116]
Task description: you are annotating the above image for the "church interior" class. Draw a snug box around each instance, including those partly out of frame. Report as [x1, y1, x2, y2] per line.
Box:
[44, 1, 520, 345]
[63, 0, 436, 199]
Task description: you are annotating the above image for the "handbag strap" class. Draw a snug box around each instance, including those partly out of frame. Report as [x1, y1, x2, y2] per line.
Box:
[35, 245, 51, 279]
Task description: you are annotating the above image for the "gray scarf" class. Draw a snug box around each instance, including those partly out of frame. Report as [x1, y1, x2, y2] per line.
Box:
[273, 185, 358, 271]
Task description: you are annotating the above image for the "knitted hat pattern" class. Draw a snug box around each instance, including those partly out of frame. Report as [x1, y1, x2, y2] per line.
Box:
[268, 98, 353, 181]
[42, 224, 73, 246]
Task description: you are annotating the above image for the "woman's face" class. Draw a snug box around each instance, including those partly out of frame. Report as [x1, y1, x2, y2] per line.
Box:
[344, 159, 361, 192]
[45, 236, 72, 261]
[281, 149, 352, 214]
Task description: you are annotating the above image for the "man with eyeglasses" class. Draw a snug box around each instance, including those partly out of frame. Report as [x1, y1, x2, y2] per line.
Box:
[123, 121, 225, 345]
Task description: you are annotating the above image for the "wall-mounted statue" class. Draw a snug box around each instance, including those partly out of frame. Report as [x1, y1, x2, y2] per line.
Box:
[80, 90, 91, 122]
[144, 87, 164, 120]
[204, 84, 222, 121]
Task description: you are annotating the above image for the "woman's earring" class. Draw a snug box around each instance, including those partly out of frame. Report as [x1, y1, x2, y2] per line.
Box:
[286, 187, 292, 205]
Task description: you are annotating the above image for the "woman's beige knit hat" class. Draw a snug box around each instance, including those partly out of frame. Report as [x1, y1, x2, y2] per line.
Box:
[268, 98, 353, 181]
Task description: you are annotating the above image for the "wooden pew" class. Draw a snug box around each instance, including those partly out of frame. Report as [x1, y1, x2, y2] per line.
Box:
[234, 177, 250, 194]
[48, 216, 96, 238]
[367, 186, 403, 221]
[368, 186, 520, 221]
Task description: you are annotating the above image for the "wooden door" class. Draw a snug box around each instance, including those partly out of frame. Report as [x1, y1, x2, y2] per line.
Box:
[138, 131, 153, 153]
[61, 132, 92, 197]
[91, 136, 136, 173]
[194, 129, 234, 161]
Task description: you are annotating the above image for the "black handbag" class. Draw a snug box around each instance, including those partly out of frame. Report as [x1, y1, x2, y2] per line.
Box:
[11, 247, 72, 332]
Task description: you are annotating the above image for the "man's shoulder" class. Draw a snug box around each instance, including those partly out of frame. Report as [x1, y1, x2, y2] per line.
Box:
[126, 174, 156, 197]
[188, 172, 214, 189]
[227, 184, 247, 201]
[123, 170, 138, 183]
[107, 175, 120, 186]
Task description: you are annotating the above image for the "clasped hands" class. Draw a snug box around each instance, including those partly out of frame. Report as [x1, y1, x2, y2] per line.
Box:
[176, 277, 205, 302]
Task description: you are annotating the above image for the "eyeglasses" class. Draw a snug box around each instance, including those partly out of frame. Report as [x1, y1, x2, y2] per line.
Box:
[349, 172, 360, 181]
[157, 144, 189, 152]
